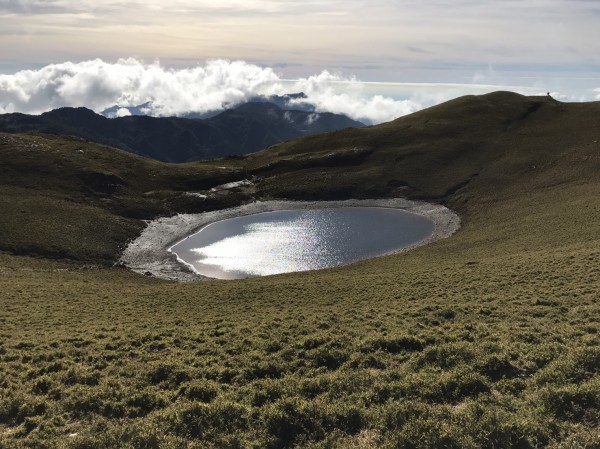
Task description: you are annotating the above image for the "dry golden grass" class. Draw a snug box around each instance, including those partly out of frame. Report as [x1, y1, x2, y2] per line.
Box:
[0, 92, 599, 448]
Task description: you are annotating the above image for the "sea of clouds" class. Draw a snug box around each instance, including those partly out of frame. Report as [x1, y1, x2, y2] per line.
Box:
[0, 58, 569, 124]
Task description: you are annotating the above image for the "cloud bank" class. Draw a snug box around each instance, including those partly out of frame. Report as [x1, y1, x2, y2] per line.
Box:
[0, 58, 571, 124]
[0, 58, 280, 117]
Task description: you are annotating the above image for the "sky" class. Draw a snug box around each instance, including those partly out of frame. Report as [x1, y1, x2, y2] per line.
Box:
[1, 0, 599, 123]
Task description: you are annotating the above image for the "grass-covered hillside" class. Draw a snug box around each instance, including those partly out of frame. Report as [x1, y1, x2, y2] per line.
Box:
[0, 102, 364, 162]
[1, 92, 599, 448]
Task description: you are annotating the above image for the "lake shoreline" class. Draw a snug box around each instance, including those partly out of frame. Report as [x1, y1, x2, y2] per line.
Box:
[120, 198, 461, 281]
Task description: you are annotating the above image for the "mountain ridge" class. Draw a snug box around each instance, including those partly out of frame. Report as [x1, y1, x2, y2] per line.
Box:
[0, 101, 364, 162]
[1, 91, 598, 263]
[99, 93, 314, 118]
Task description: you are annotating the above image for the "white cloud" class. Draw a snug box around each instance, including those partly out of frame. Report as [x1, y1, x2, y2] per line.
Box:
[305, 112, 319, 126]
[287, 71, 423, 124]
[0, 58, 281, 116]
[114, 107, 131, 118]
[0, 58, 585, 124]
[0, 58, 428, 123]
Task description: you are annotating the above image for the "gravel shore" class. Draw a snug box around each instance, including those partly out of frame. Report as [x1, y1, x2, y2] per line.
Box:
[120, 199, 460, 281]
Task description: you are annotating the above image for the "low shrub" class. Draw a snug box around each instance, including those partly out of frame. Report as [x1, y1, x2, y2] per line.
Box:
[147, 362, 191, 388]
[179, 380, 219, 403]
[362, 335, 424, 354]
[162, 400, 249, 440]
[413, 343, 476, 370]
[476, 355, 519, 381]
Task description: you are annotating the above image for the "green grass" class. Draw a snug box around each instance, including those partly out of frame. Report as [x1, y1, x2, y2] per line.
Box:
[1, 92, 599, 448]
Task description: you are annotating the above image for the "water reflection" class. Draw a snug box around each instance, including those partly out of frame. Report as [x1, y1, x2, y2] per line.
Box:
[170, 207, 434, 279]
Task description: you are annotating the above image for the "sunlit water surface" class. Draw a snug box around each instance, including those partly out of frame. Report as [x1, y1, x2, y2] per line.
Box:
[170, 207, 434, 279]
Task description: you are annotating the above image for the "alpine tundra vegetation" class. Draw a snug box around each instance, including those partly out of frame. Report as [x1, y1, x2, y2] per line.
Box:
[0, 92, 599, 448]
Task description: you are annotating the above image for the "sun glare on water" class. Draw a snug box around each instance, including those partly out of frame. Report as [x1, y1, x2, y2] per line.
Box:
[171, 208, 434, 280]
[190, 215, 343, 277]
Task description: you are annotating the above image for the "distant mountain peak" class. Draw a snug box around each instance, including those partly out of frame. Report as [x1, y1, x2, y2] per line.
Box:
[0, 97, 364, 163]
[247, 92, 314, 112]
[101, 101, 154, 118]
[99, 93, 315, 119]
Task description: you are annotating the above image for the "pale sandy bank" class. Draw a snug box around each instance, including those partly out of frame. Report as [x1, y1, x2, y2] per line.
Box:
[120, 199, 460, 281]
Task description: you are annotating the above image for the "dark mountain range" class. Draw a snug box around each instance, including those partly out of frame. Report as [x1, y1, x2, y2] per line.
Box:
[0, 101, 364, 162]
[245, 92, 314, 112]
[100, 93, 314, 119]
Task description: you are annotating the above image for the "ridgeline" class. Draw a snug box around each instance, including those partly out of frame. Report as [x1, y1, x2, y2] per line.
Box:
[0, 102, 364, 162]
[1, 92, 599, 448]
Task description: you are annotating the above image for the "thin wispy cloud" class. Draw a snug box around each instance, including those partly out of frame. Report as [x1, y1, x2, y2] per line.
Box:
[1, 0, 598, 91]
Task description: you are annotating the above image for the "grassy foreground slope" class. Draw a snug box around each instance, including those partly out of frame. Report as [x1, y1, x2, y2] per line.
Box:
[1, 92, 599, 448]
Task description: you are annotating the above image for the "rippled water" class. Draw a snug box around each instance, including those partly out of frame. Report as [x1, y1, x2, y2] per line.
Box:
[170, 207, 434, 279]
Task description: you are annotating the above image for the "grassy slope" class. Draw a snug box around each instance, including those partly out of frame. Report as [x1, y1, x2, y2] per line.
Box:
[0, 92, 599, 448]
[0, 133, 250, 262]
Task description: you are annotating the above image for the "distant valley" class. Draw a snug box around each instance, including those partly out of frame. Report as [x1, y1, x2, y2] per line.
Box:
[0, 96, 364, 162]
